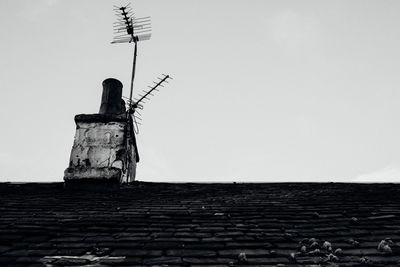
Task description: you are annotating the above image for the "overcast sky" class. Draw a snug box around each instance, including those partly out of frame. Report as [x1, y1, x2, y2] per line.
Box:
[1, 0, 400, 183]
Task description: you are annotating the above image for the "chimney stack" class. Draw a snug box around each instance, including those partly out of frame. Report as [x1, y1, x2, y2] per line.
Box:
[64, 79, 137, 185]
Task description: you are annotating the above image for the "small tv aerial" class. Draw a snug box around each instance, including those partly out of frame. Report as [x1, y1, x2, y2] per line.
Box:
[112, 3, 172, 132]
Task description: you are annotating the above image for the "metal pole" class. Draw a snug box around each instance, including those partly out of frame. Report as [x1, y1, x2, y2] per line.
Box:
[126, 40, 138, 182]
[128, 40, 138, 112]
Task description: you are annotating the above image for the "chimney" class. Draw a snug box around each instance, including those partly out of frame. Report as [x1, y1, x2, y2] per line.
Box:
[64, 79, 137, 185]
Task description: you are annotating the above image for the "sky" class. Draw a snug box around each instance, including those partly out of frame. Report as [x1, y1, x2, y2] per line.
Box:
[0, 0, 400, 183]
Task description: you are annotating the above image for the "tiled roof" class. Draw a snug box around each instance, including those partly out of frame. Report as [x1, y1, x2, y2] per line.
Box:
[1, 182, 400, 266]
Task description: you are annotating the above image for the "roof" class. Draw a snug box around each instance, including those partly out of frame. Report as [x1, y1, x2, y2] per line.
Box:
[1, 182, 400, 266]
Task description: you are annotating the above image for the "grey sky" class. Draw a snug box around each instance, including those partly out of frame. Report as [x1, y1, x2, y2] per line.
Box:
[0, 0, 399, 182]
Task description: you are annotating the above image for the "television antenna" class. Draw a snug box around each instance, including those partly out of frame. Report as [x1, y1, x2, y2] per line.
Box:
[112, 3, 152, 111]
[111, 3, 172, 181]
[112, 4, 172, 131]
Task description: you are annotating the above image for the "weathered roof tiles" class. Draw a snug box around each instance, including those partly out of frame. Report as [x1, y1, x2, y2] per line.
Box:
[1, 182, 400, 266]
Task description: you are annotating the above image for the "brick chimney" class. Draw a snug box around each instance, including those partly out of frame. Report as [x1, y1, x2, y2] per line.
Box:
[64, 78, 137, 184]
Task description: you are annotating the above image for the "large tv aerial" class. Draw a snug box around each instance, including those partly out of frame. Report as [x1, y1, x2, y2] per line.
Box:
[112, 3, 172, 181]
[112, 3, 172, 132]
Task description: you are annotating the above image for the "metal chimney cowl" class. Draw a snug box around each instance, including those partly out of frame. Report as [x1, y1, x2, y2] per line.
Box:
[64, 78, 136, 184]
